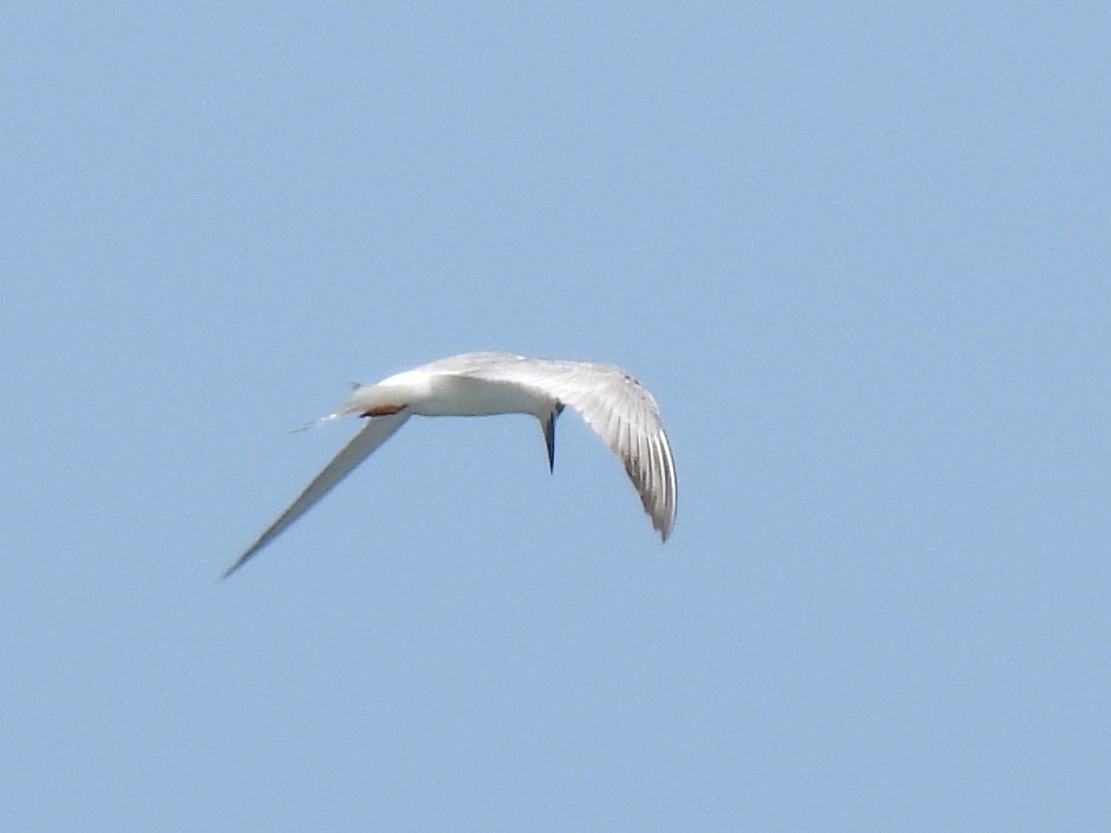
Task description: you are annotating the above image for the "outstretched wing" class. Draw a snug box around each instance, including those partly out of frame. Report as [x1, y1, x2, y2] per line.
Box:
[225, 412, 410, 576]
[453, 355, 678, 540]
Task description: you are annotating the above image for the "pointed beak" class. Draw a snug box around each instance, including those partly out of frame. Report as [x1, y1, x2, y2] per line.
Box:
[542, 403, 564, 473]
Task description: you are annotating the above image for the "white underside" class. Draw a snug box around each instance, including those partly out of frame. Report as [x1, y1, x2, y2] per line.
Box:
[367, 371, 556, 418]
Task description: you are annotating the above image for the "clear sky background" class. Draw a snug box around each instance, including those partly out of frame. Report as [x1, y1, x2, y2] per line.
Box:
[3, 4, 1109, 831]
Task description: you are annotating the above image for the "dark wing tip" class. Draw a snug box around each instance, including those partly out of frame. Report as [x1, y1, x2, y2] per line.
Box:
[221, 550, 253, 579]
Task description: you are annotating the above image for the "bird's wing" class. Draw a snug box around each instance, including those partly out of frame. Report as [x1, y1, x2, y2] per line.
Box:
[463, 357, 678, 540]
[225, 412, 410, 576]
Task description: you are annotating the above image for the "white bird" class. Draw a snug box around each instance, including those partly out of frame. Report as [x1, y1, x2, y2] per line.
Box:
[225, 352, 677, 576]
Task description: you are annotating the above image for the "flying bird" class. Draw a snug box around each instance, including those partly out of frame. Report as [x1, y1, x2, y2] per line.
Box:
[225, 352, 677, 576]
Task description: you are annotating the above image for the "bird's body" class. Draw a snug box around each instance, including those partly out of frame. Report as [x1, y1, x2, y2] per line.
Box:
[226, 352, 677, 576]
[356, 365, 558, 419]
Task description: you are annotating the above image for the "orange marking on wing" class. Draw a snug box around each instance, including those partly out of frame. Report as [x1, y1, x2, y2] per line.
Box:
[362, 403, 407, 416]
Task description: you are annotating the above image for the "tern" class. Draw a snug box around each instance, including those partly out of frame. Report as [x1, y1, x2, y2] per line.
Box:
[225, 352, 677, 576]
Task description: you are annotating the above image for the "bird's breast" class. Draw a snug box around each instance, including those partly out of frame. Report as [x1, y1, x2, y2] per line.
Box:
[411, 375, 554, 418]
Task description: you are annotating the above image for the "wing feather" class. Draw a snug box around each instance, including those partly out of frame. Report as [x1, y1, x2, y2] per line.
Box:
[458, 356, 678, 539]
[225, 412, 410, 576]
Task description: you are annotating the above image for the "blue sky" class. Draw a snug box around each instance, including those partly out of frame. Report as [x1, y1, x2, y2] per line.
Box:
[3, 4, 1109, 830]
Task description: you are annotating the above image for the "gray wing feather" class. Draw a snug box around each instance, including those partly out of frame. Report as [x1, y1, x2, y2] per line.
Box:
[456, 356, 678, 539]
[225, 412, 410, 576]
